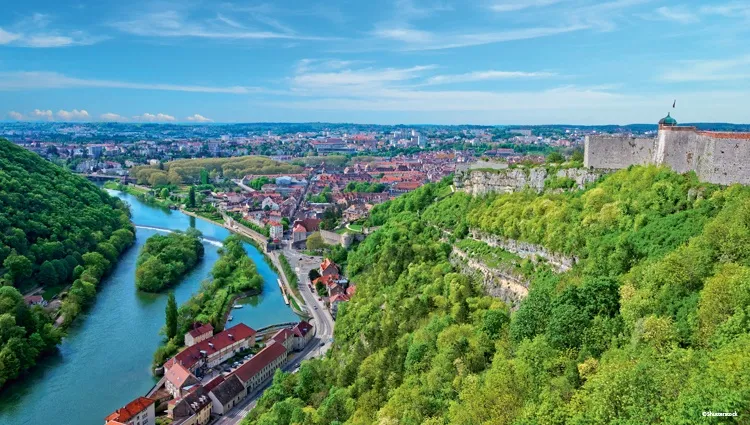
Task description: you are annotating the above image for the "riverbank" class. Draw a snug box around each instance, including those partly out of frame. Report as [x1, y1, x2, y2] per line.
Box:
[184, 208, 310, 317]
[0, 189, 300, 425]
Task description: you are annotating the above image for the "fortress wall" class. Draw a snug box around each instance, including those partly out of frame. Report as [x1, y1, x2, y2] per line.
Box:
[584, 135, 656, 169]
[699, 136, 750, 185]
[661, 130, 750, 185]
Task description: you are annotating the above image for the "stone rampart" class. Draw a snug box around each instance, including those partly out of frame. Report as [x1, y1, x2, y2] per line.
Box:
[585, 128, 750, 186]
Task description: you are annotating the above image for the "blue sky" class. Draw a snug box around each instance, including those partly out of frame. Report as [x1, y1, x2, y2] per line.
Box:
[1, 0, 749, 125]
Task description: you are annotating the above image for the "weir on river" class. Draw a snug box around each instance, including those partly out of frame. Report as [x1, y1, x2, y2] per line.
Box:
[0, 190, 300, 425]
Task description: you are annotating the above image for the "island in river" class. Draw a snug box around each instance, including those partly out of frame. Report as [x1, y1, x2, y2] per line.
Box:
[0, 189, 299, 425]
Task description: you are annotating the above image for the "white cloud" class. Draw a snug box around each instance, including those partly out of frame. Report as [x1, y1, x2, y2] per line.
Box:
[0, 28, 21, 45]
[186, 114, 214, 122]
[112, 10, 326, 41]
[661, 55, 750, 82]
[653, 6, 699, 24]
[134, 113, 176, 122]
[291, 65, 435, 93]
[371, 24, 588, 50]
[426, 70, 557, 85]
[489, 0, 563, 12]
[8, 111, 24, 120]
[700, 3, 750, 19]
[372, 27, 434, 44]
[100, 113, 127, 122]
[31, 109, 53, 120]
[0, 71, 256, 94]
[56, 109, 90, 120]
[1, 14, 104, 48]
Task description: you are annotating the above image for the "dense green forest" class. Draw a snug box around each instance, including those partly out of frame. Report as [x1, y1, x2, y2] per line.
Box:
[0, 139, 135, 389]
[153, 235, 263, 367]
[131, 156, 302, 186]
[244, 166, 750, 424]
[135, 230, 205, 292]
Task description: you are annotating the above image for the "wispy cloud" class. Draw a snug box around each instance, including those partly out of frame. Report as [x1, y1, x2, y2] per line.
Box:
[291, 64, 435, 91]
[425, 70, 557, 85]
[661, 55, 750, 82]
[372, 24, 587, 50]
[186, 114, 214, 122]
[7, 111, 24, 120]
[133, 113, 176, 122]
[0, 71, 258, 94]
[112, 9, 327, 41]
[0, 14, 105, 48]
[653, 6, 699, 24]
[700, 2, 750, 19]
[489, 0, 563, 13]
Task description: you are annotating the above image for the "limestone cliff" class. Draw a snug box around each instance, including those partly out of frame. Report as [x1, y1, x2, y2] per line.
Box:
[455, 166, 603, 196]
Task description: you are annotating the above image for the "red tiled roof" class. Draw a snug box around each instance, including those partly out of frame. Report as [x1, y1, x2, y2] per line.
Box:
[346, 285, 357, 296]
[165, 363, 196, 389]
[188, 323, 214, 339]
[329, 293, 350, 304]
[292, 224, 306, 233]
[292, 321, 313, 337]
[105, 397, 155, 423]
[272, 328, 293, 344]
[167, 323, 256, 370]
[232, 341, 287, 383]
[203, 375, 225, 393]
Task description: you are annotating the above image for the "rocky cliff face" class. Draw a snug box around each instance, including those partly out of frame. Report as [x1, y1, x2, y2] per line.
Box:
[455, 166, 603, 196]
[471, 231, 577, 273]
[450, 247, 529, 309]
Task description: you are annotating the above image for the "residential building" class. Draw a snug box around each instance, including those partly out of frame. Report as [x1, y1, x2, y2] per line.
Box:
[165, 323, 256, 374]
[232, 340, 288, 392]
[104, 397, 155, 425]
[208, 375, 247, 415]
[165, 363, 200, 399]
[320, 258, 339, 277]
[291, 218, 321, 244]
[269, 221, 283, 241]
[291, 321, 314, 351]
[184, 323, 214, 347]
[169, 386, 212, 425]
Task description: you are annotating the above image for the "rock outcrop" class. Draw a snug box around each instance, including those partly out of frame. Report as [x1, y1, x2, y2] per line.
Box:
[455, 166, 603, 196]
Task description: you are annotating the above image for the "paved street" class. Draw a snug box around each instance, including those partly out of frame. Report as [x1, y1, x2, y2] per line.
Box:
[209, 244, 334, 425]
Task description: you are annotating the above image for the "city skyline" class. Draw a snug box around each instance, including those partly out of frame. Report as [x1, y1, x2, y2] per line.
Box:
[2, 0, 750, 125]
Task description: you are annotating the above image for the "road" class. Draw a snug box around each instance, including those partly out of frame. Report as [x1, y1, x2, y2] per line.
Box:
[232, 178, 256, 194]
[209, 244, 334, 425]
[280, 245, 334, 349]
[211, 298, 332, 425]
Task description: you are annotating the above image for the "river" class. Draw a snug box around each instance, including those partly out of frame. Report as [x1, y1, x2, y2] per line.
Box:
[0, 190, 299, 425]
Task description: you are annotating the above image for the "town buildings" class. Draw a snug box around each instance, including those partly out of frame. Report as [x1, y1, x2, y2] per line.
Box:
[164, 323, 256, 375]
[104, 397, 155, 425]
[143, 321, 314, 423]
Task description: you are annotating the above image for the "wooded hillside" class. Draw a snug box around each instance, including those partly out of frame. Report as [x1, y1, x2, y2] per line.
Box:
[0, 139, 135, 389]
[244, 166, 750, 424]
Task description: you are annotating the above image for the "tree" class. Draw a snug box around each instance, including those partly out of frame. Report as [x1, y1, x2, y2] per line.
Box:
[200, 169, 209, 185]
[306, 232, 326, 251]
[3, 252, 32, 286]
[37, 261, 59, 286]
[166, 292, 178, 340]
[187, 186, 196, 208]
[546, 151, 565, 164]
[160, 188, 170, 199]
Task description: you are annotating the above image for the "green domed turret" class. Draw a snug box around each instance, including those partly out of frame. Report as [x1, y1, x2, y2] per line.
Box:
[659, 112, 677, 126]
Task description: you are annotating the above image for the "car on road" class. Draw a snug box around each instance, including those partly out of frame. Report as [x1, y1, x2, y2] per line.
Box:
[319, 341, 325, 347]
[314, 306, 318, 310]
